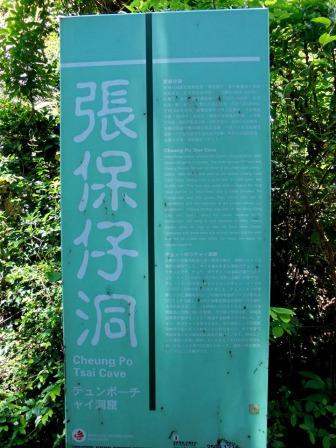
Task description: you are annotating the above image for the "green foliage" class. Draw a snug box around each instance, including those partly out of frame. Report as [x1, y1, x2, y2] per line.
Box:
[0, 264, 64, 446]
[267, 1, 336, 446]
[126, 0, 263, 12]
[0, 0, 58, 103]
[294, 372, 336, 447]
[0, 97, 63, 446]
[270, 307, 298, 338]
[268, 373, 336, 448]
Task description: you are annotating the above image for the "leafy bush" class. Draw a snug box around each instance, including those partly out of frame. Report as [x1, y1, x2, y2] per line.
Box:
[0, 101, 64, 446]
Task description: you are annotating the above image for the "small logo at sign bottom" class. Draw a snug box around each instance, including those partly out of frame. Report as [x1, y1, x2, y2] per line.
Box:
[72, 428, 87, 442]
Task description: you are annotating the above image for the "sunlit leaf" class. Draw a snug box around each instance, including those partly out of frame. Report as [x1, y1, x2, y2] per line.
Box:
[311, 17, 332, 26]
[319, 33, 336, 46]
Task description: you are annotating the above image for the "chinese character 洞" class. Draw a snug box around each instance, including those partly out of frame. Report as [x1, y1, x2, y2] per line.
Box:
[74, 80, 137, 143]
[76, 290, 137, 348]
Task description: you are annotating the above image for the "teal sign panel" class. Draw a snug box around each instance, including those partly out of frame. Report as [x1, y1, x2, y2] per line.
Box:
[60, 9, 270, 448]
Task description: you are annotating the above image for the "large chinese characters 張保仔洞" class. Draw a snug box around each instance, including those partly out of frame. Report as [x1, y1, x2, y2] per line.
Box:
[71, 79, 139, 351]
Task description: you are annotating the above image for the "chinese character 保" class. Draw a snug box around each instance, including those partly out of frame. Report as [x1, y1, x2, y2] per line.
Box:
[74, 80, 138, 143]
[73, 150, 137, 212]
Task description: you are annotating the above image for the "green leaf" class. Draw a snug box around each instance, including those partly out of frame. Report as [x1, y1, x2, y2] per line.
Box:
[18, 426, 26, 435]
[305, 380, 325, 390]
[19, 415, 26, 428]
[294, 401, 303, 412]
[271, 307, 295, 315]
[278, 314, 291, 323]
[272, 326, 284, 338]
[305, 400, 314, 412]
[307, 393, 330, 403]
[270, 309, 278, 320]
[290, 414, 297, 426]
[283, 83, 294, 98]
[319, 33, 336, 46]
[41, 409, 53, 425]
[45, 271, 61, 282]
[304, 413, 315, 428]
[298, 371, 323, 381]
[311, 17, 332, 27]
[309, 432, 316, 444]
[48, 384, 61, 401]
[323, 436, 330, 448]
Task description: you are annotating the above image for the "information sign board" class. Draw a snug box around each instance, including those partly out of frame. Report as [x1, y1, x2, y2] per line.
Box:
[60, 9, 270, 448]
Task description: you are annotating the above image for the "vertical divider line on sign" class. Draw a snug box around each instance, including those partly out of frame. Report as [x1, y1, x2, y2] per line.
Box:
[146, 12, 156, 412]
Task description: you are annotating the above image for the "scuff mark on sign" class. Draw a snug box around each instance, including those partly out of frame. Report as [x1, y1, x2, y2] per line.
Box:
[169, 430, 177, 439]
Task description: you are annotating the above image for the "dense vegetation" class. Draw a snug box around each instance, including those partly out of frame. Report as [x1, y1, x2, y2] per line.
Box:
[0, 0, 335, 446]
